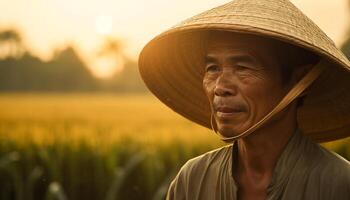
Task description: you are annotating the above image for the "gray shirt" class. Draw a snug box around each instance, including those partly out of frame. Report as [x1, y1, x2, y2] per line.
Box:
[166, 130, 350, 200]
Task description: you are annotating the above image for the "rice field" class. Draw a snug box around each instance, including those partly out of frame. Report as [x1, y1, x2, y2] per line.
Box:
[0, 93, 224, 200]
[0, 93, 349, 200]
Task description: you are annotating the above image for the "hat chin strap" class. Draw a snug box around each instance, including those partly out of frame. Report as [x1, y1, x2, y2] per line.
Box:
[211, 58, 327, 143]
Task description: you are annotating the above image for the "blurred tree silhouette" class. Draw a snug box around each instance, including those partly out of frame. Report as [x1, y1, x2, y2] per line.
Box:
[0, 44, 97, 92]
[0, 29, 148, 93]
[96, 37, 148, 93]
[0, 29, 25, 59]
[341, 35, 350, 58]
[98, 37, 125, 58]
[101, 59, 148, 93]
[341, 0, 350, 57]
[45, 46, 97, 91]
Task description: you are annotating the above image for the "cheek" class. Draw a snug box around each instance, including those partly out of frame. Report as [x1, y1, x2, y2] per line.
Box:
[240, 70, 279, 98]
[203, 77, 216, 99]
[243, 78, 286, 114]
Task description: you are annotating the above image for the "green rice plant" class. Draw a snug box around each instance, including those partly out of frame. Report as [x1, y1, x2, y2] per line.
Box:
[0, 151, 23, 200]
[25, 166, 44, 200]
[151, 167, 179, 200]
[46, 182, 67, 200]
[0, 151, 20, 168]
[105, 153, 146, 200]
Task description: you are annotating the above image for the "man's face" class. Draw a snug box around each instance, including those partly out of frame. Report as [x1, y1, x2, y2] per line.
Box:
[203, 32, 292, 137]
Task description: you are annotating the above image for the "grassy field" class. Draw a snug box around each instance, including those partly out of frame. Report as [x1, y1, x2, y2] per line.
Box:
[0, 93, 349, 200]
[0, 93, 224, 200]
[0, 93, 224, 146]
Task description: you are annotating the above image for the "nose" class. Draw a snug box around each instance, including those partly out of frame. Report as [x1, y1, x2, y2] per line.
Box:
[214, 71, 237, 97]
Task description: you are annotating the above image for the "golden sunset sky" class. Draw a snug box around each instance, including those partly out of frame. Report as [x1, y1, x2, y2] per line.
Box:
[0, 0, 349, 78]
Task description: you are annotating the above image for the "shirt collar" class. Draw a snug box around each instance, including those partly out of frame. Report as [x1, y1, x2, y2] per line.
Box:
[267, 129, 306, 191]
[229, 129, 307, 191]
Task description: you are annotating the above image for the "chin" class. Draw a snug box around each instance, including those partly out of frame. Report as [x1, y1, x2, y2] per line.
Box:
[217, 122, 250, 138]
[217, 126, 240, 138]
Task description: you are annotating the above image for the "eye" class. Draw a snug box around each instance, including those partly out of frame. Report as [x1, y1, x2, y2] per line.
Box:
[236, 65, 249, 70]
[205, 64, 220, 73]
[236, 63, 258, 72]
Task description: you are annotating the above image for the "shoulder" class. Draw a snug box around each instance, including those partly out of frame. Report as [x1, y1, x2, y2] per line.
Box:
[166, 145, 232, 200]
[316, 144, 350, 176]
[172, 144, 233, 185]
[300, 135, 350, 178]
[181, 144, 233, 175]
[308, 143, 350, 196]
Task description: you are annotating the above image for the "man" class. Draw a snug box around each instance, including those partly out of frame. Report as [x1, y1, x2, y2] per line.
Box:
[138, 0, 350, 199]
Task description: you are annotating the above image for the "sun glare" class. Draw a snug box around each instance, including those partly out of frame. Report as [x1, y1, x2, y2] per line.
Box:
[94, 15, 113, 35]
[90, 55, 124, 79]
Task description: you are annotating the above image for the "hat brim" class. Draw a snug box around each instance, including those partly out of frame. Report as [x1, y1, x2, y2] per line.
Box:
[139, 0, 350, 142]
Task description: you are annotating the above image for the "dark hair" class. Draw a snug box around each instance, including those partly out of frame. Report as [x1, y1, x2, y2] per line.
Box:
[272, 39, 321, 84]
[272, 40, 320, 107]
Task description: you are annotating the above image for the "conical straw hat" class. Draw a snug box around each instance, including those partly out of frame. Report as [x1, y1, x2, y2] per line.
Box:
[138, 0, 350, 143]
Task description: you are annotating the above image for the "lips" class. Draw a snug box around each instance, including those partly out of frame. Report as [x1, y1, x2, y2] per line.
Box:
[215, 106, 246, 118]
[217, 106, 243, 113]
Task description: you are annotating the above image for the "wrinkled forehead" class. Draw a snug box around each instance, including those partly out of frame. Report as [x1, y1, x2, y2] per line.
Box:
[205, 31, 278, 57]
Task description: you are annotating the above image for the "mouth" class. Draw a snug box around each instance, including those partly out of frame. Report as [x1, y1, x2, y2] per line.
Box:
[215, 106, 246, 118]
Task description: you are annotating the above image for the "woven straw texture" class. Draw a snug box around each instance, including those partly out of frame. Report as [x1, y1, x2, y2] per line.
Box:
[139, 0, 350, 142]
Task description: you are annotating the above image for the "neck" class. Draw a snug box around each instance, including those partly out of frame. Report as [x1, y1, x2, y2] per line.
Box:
[235, 106, 298, 177]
